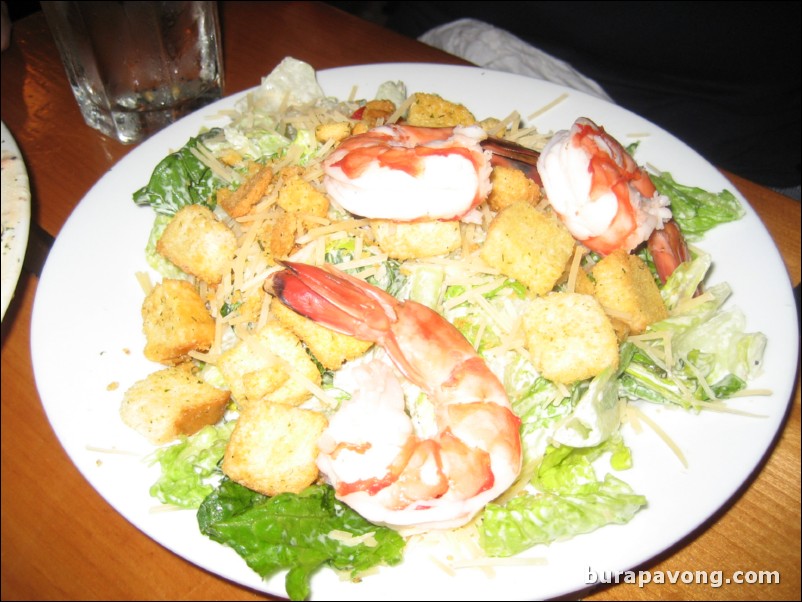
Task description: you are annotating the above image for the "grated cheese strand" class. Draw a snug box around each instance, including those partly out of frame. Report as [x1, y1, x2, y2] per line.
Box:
[526, 92, 569, 120]
[565, 245, 585, 294]
[626, 404, 688, 468]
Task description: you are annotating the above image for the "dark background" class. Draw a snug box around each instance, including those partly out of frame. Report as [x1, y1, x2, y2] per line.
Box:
[328, 1, 801, 198]
[7, 1, 799, 196]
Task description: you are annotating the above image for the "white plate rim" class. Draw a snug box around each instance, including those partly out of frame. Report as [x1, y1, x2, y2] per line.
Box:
[30, 62, 800, 601]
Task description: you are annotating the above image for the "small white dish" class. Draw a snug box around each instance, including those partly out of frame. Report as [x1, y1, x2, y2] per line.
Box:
[1, 120, 31, 321]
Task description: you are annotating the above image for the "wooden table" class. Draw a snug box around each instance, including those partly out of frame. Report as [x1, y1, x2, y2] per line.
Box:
[2, 2, 799, 600]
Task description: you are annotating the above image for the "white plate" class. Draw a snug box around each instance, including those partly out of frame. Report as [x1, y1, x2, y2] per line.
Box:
[31, 64, 799, 601]
[1, 120, 31, 321]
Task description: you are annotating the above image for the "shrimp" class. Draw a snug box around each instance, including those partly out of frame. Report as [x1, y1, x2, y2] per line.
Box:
[537, 117, 674, 256]
[265, 261, 522, 531]
[647, 218, 693, 285]
[322, 124, 493, 221]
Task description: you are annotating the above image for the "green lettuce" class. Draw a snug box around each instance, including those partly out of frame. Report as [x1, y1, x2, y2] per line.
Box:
[620, 251, 766, 408]
[288, 127, 319, 166]
[535, 436, 634, 493]
[651, 172, 745, 240]
[479, 475, 645, 557]
[444, 279, 526, 352]
[479, 439, 644, 557]
[366, 259, 406, 298]
[324, 236, 357, 265]
[144, 214, 190, 280]
[198, 481, 405, 601]
[223, 124, 290, 160]
[133, 128, 226, 215]
[148, 422, 234, 508]
[658, 250, 714, 311]
[550, 365, 622, 449]
[408, 264, 445, 310]
[505, 358, 574, 465]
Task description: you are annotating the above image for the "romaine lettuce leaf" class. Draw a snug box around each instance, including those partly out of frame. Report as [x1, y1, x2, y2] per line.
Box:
[375, 80, 407, 110]
[198, 481, 405, 601]
[505, 359, 574, 465]
[479, 438, 644, 557]
[479, 475, 645, 557]
[148, 422, 234, 508]
[248, 56, 325, 115]
[621, 245, 767, 408]
[223, 124, 290, 160]
[534, 436, 634, 494]
[651, 172, 744, 240]
[658, 251, 714, 311]
[551, 365, 622, 449]
[408, 264, 445, 310]
[366, 259, 407, 298]
[133, 128, 226, 215]
[443, 279, 526, 352]
[144, 214, 190, 280]
[672, 307, 767, 384]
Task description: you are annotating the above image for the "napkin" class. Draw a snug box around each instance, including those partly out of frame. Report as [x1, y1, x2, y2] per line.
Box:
[419, 18, 614, 102]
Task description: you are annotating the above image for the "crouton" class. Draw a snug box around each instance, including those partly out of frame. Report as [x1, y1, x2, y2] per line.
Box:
[487, 165, 542, 212]
[478, 117, 502, 133]
[271, 298, 373, 370]
[585, 250, 668, 334]
[270, 211, 298, 260]
[277, 167, 329, 218]
[217, 321, 321, 407]
[223, 286, 267, 326]
[370, 219, 462, 260]
[361, 99, 397, 126]
[405, 93, 476, 128]
[141, 279, 215, 365]
[315, 121, 352, 144]
[573, 265, 595, 296]
[120, 366, 230, 444]
[217, 163, 274, 218]
[573, 265, 631, 341]
[217, 148, 244, 167]
[222, 402, 327, 496]
[522, 292, 619, 384]
[480, 202, 575, 296]
[156, 205, 237, 286]
[351, 121, 370, 136]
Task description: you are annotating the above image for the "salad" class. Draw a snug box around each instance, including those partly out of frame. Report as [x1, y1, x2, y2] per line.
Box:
[121, 58, 768, 600]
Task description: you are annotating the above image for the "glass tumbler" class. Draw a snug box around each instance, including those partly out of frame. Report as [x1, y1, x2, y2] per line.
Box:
[42, 1, 224, 144]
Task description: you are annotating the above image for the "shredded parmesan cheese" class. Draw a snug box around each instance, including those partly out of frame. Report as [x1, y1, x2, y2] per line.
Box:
[626, 404, 688, 468]
[527, 92, 569, 120]
[135, 271, 153, 294]
[565, 245, 585, 294]
[386, 94, 416, 124]
[295, 218, 370, 244]
[671, 290, 717, 316]
[84, 445, 141, 456]
[189, 145, 239, 185]
[327, 529, 378, 547]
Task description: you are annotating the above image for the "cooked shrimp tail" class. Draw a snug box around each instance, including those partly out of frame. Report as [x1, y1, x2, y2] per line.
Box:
[480, 136, 542, 186]
[268, 260, 397, 343]
[265, 261, 522, 531]
[647, 218, 694, 284]
[477, 124, 692, 280]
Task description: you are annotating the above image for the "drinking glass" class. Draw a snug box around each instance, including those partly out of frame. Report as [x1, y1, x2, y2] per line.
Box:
[42, 1, 224, 144]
